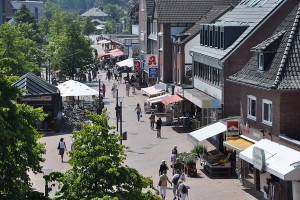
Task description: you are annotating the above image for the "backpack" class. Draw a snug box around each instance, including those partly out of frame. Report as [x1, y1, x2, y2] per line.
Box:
[172, 175, 180, 185]
[182, 185, 188, 194]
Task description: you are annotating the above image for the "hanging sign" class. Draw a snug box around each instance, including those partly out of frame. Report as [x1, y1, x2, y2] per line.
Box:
[134, 60, 141, 71]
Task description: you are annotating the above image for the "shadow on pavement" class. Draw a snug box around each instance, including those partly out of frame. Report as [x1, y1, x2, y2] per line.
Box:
[171, 127, 193, 134]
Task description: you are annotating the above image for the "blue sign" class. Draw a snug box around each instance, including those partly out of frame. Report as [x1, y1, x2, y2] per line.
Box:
[149, 67, 158, 78]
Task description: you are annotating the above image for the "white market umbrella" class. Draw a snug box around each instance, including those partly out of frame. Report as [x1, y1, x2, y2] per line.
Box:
[57, 80, 99, 97]
[116, 58, 134, 68]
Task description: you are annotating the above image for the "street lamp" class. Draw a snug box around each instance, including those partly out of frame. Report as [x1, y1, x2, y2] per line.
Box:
[115, 84, 120, 131]
[118, 96, 124, 144]
[98, 75, 103, 114]
[42, 168, 53, 197]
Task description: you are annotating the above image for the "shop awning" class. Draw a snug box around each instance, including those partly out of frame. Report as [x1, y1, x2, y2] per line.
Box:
[109, 50, 124, 58]
[188, 122, 226, 144]
[184, 88, 221, 109]
[239, 139, 300, 181]
[97, 39, 111, 44]
[141, 83, 166, 97]
[223, 138, 254, 152]
[116, 58, 134, 68]
[98, 52, 110, 58]
[147, 94, 170, 105]
[161, 94, 184, 106]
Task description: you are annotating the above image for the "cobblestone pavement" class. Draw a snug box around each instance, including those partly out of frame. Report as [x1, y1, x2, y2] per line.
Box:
[30, 56, 263, 199]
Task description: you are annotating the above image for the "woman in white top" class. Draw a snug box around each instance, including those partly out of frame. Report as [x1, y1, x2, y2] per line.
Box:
[58, 138, 67, 162]
[134, 103, 142, 121]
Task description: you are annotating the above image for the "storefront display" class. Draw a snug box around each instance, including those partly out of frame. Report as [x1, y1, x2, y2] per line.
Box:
[201, 149, 231, 177]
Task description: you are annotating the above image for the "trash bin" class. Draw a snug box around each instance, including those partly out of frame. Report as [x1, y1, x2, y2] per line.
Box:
[122, 131, 127, 140]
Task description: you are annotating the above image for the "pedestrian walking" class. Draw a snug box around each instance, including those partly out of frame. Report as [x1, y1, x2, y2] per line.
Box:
[134, 103, 142, 121]
[177, 180, 189, 200]
[57, 138, 67, 162]
[172, 145, 178, 157]
[156, 117, 162, 138]
[158, 170, 172, 200]
[126, 82, 130, 96]
[112, 83, 117, 98]
[118, 72, 122, 83]
[149, 112, 155, 130]
[159, 160, 169, 176]
[173, 158, 184, 175]
[102, 83, 106, 98]
[172, 170, 181, 200]
[132, 83, 136, 94]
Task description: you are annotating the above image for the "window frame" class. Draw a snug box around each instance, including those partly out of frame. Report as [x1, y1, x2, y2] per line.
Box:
[258, 53, 264, 71]
[262, 99, 272, 126]
[247, 95, 257, 120]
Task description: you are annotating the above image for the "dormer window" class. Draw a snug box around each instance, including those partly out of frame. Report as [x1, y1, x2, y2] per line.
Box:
[258, 53, 264, 71]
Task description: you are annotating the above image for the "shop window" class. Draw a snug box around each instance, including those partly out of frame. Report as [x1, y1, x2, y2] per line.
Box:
[262, 99, 272, 126]
[247, 95, 256, 120]
[243, 162, 255, 185]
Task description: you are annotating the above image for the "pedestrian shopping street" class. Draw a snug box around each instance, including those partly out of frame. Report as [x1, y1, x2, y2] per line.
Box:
[29, 68, 262, 200]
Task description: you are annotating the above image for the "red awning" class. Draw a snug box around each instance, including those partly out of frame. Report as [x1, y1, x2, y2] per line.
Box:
[109, 50, 124, 58]
[161, 95, 184, 106]
[98, 52, 110, 58]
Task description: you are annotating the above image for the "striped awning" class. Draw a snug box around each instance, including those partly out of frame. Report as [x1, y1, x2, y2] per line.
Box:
[161, 94, 184, 106]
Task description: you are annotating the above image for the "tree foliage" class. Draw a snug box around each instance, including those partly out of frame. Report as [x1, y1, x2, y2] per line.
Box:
[54, 110, 160, 200]
[0, 69, 46, 199]
[14, 4, 37, 30]
[83, 16, 96, 35]
[103, 20, 116, 34]
[0, 24, 41, 76]
[50, 21, 93, 77]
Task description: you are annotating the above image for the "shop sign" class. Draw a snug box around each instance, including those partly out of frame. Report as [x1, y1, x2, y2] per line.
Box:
[134, 60, 141, 71]
[241, 125, 263, 142]
[149, 67, 158, 78]
[21, 95, 52, 101]
[145, 54, 158, 67]
[227, 121, 239, 137]
[252, 147, 265, 171]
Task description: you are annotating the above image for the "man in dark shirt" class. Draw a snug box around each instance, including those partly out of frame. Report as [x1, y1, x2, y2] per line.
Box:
[159, 160, 169, 176]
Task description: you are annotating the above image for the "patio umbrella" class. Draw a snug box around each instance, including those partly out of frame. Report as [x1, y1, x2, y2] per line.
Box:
[57, 80, 99, 97]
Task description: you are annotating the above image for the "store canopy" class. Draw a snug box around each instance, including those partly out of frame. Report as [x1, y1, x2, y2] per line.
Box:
[240, 139, 300, 181]
[116, 58, 134, 68]
[223, 138, 254, 152]
[57, 80, 99, 97]
[147, 94, 170, 105]
[161, 94, 184, 106]
[97, 39, 111, 44]
[188, 122, 226, 144]
[98, 52, 110, 58]
[109, 49, 124, 58]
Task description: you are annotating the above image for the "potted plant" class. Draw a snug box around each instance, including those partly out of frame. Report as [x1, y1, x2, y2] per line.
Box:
[191, 144, 207, 157]
[178, 152, 198, 177]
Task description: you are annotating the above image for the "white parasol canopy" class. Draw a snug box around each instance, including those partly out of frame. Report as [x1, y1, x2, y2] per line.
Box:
[116, 58, 134, 68]
[57, 80, 99, 97]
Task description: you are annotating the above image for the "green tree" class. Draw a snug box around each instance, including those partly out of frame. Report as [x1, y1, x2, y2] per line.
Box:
[55, 110, 160, 200]
[14, 4, 38, 31]
[103, 4, 125, 22]
[0, 69, 46, 199]
[82, 16, 96, 35]
[51, 21, 93, 77]
[0, 24, 41, 76]
[103, 20, 116, 34]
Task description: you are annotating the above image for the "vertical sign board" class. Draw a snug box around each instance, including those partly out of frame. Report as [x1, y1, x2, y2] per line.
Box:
[146, 54, 158, 78]
[226, 121, 239, 137]
[149, 67, 158, 78]
[252, 147, 265, 171]
[134, 60, 141, 71]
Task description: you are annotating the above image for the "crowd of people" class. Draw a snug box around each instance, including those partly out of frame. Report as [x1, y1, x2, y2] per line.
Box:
[157, 145, 190, 200]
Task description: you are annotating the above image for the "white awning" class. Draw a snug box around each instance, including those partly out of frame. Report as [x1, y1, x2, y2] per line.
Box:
[147, 94, 170, 105]
[240, 139, 300, 181]
[141, 83, 166, 97]
[188, 122, 226, 144]
[116, 58, 134, 68]
[97, 39, 111, 44]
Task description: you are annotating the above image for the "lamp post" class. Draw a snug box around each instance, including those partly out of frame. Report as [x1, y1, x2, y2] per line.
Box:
[115, 84, 119, 131]
[42, 168, 53, 197]
[98, 75, 103, 114]
[118, 96, 124, 144]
